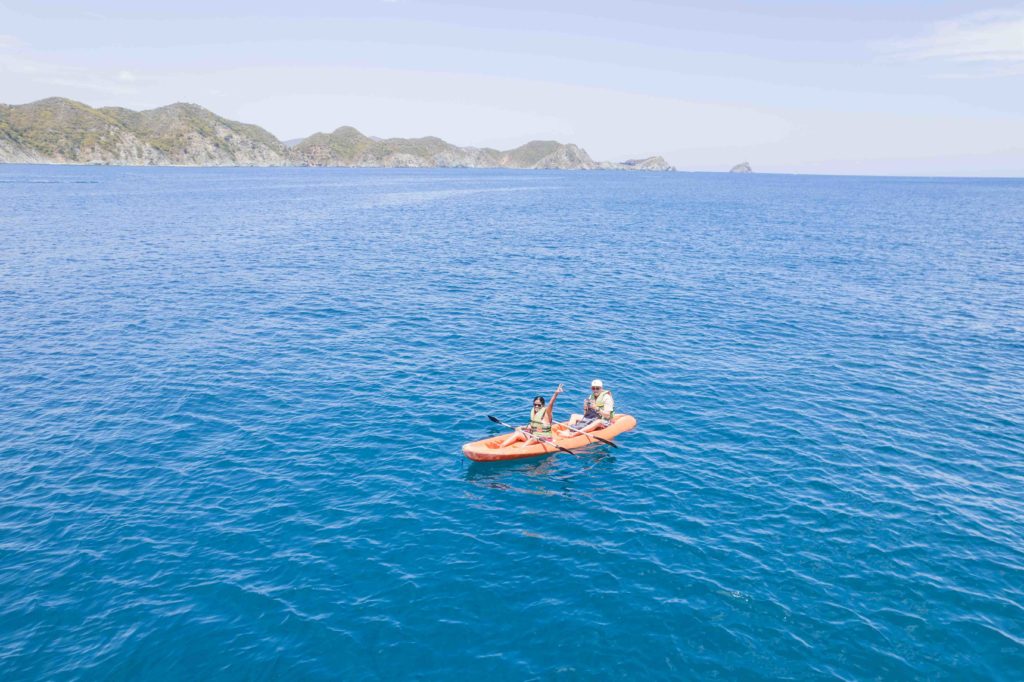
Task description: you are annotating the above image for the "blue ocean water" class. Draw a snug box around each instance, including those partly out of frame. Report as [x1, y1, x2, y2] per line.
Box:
[1, 165, 1022, 679]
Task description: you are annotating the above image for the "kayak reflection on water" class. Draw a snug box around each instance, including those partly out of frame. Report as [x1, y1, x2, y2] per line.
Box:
[464, 449, 617, 497]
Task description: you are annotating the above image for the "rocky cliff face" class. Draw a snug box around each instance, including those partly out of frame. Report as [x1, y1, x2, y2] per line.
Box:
[0, 135, 49, 164]
[730, 161, 753, 173]
[0, 97, 675, 171]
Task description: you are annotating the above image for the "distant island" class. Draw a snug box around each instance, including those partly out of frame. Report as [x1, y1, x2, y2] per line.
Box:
[730, 161, 753, 173]
[0, 97, 675, 171]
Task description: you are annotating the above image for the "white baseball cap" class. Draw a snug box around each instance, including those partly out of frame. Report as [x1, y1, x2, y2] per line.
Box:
[591, 379, 603, 388]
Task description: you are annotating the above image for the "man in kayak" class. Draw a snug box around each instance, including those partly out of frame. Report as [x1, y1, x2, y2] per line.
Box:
[500, 384, 564, 447]
[569, 379, 614, 434]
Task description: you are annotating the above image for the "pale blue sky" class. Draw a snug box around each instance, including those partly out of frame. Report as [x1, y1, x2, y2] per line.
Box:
[1, 1, 1021, 175]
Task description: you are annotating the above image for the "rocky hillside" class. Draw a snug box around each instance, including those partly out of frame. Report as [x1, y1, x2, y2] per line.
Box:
[289, 129, 665, 170]
[99, 103, 288, 165]
[609, 156, 675, 171]
[0, 98, 288, 166]
[0, 97, 674, 170]
[289, 126, 501, 168]
[730, 161, 753, 173]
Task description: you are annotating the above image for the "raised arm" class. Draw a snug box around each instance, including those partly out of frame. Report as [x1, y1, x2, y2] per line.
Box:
[546, 384, 564, 422]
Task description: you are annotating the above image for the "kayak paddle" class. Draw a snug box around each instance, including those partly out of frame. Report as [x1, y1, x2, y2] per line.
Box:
[560, 421, 619, 448]
[487, 415, 577, 456]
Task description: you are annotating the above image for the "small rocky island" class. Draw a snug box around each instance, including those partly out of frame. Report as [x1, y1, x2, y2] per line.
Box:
[729, 161, 753, 173]
[0, 97, 675, 171]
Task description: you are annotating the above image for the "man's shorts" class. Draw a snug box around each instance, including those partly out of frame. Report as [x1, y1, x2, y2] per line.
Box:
[573, 417, 610, 430]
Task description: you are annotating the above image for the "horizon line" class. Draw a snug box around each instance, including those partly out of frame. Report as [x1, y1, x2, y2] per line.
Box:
[0, 161, 1021, 181]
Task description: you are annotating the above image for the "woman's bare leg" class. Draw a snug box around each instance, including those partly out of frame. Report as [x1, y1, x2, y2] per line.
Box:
[500, 429, 528, 448]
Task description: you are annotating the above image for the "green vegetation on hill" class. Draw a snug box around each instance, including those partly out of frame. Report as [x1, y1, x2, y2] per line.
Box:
[0, 97, 129, 161]
[0, 98, 287, 165]
[500, 140, 565, 167]
[99, 102, 287, 164]
[290, 126, 376, 165]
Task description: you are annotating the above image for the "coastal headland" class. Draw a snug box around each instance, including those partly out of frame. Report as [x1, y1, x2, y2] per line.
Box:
[0, 97, 674, 171]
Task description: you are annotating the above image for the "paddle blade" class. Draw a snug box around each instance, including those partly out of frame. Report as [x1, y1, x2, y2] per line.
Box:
[487, 415, 502, 424]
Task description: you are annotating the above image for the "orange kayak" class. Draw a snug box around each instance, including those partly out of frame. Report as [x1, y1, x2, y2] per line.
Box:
[463, 414, 637, 462]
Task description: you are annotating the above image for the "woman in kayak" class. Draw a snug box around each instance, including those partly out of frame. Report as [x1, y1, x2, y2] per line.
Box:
[501, 384, 564, 447]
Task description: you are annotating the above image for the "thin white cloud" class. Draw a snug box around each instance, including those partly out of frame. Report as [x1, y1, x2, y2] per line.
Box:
[0, 34, 25, 49]
[880, 8, 1024, 76]
[0, 37, 143, 96]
